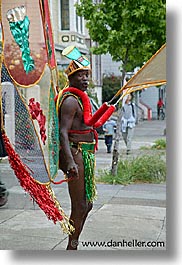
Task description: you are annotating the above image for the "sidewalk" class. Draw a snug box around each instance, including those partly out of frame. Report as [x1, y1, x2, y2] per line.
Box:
[0, 120, 166, 250]
[95, 119, 166, 172]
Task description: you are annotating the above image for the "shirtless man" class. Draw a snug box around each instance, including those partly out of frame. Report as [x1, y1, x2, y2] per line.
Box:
[58, 61, 96, 250]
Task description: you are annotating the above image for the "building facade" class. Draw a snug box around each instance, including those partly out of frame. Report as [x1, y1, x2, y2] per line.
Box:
[49, 0, 104, 104]
[49, 0, 166, 116]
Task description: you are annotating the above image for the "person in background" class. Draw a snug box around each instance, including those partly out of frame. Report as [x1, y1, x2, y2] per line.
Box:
[103, 117, 116, 153]
[121, 93, 136, 155]
[157, 97, 164, 120]
[0, 127, 9, 207]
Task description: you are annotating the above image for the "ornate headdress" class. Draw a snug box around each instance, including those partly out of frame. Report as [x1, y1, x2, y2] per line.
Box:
[62, 46, 91, 76]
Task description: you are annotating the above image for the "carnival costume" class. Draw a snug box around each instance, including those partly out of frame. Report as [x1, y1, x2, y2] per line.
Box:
[0, 1, 74, 235]
[1, 0, 166, 236]
[57, 85, 115, 203]
[56, 45, 117, 203]
[57, 89, 97, 203]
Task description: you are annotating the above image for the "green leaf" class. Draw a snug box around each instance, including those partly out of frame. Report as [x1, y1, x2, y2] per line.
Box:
[76, 0, 166, 72]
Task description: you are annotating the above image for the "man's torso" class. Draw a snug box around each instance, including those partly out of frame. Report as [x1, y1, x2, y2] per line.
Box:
[59, 94, 94, 143]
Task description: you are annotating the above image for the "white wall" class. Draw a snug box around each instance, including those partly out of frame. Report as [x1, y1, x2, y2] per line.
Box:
[140, 86, 159, 119]
[101, 53, 122, 76]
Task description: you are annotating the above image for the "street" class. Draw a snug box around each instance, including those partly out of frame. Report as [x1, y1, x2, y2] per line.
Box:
[0, 120, 166, 250]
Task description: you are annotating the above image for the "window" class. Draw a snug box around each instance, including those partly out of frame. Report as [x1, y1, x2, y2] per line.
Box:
[75, 0, 84, 34]
[76, 11, 79, 32]
[61, 0, 70, 30]
[80, 16, 83, 34]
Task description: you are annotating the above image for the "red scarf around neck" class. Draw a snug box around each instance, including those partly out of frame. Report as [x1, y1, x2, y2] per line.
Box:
[62, 87, 116, 128]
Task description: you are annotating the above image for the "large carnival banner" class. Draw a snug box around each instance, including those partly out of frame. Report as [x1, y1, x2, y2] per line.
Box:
[0, 0, 166, 237]
[108, 44, 166, 105]
[0, 0, 74, 234]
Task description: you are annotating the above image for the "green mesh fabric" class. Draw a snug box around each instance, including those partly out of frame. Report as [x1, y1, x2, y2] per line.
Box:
[1, 78, 50, 184]
[48, 85, 59, 179]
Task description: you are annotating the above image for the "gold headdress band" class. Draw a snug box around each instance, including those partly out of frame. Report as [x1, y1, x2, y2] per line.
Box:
[65, 60, 91, 77]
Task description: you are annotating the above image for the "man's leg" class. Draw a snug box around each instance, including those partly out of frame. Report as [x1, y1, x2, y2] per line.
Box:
[122, 131, 127, 146]
[105, 136, 109, 153]
[0, 180, 8, 207]
[79, 201, 93, 234]
[107, 135, 112, 153]
[126, 127, 134, 154]
[66, 149, 92, 250]
[157, 107, 160, 119]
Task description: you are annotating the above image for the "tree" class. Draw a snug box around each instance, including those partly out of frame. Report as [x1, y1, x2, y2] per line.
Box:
[58, 70, 68, 89]
[102, 74, 121, 103]
[76, 0, 166, 175]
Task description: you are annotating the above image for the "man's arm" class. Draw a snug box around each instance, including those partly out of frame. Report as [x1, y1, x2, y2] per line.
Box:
[103, 123, 108, 133]
[59, 96, 79, 178]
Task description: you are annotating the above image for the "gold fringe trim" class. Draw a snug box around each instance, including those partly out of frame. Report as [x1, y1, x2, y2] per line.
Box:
[47, 185, 75, 235]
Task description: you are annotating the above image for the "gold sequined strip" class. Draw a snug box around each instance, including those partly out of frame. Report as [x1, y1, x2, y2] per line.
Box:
[47, 185, 75, 235]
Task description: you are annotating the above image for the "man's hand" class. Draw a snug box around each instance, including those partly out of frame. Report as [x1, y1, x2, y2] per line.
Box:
[66, 163, 79, 179]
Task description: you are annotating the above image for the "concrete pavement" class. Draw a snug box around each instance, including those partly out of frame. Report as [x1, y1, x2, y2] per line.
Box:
[95, 119, 166, 172]
[0, 120, 166, 250]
